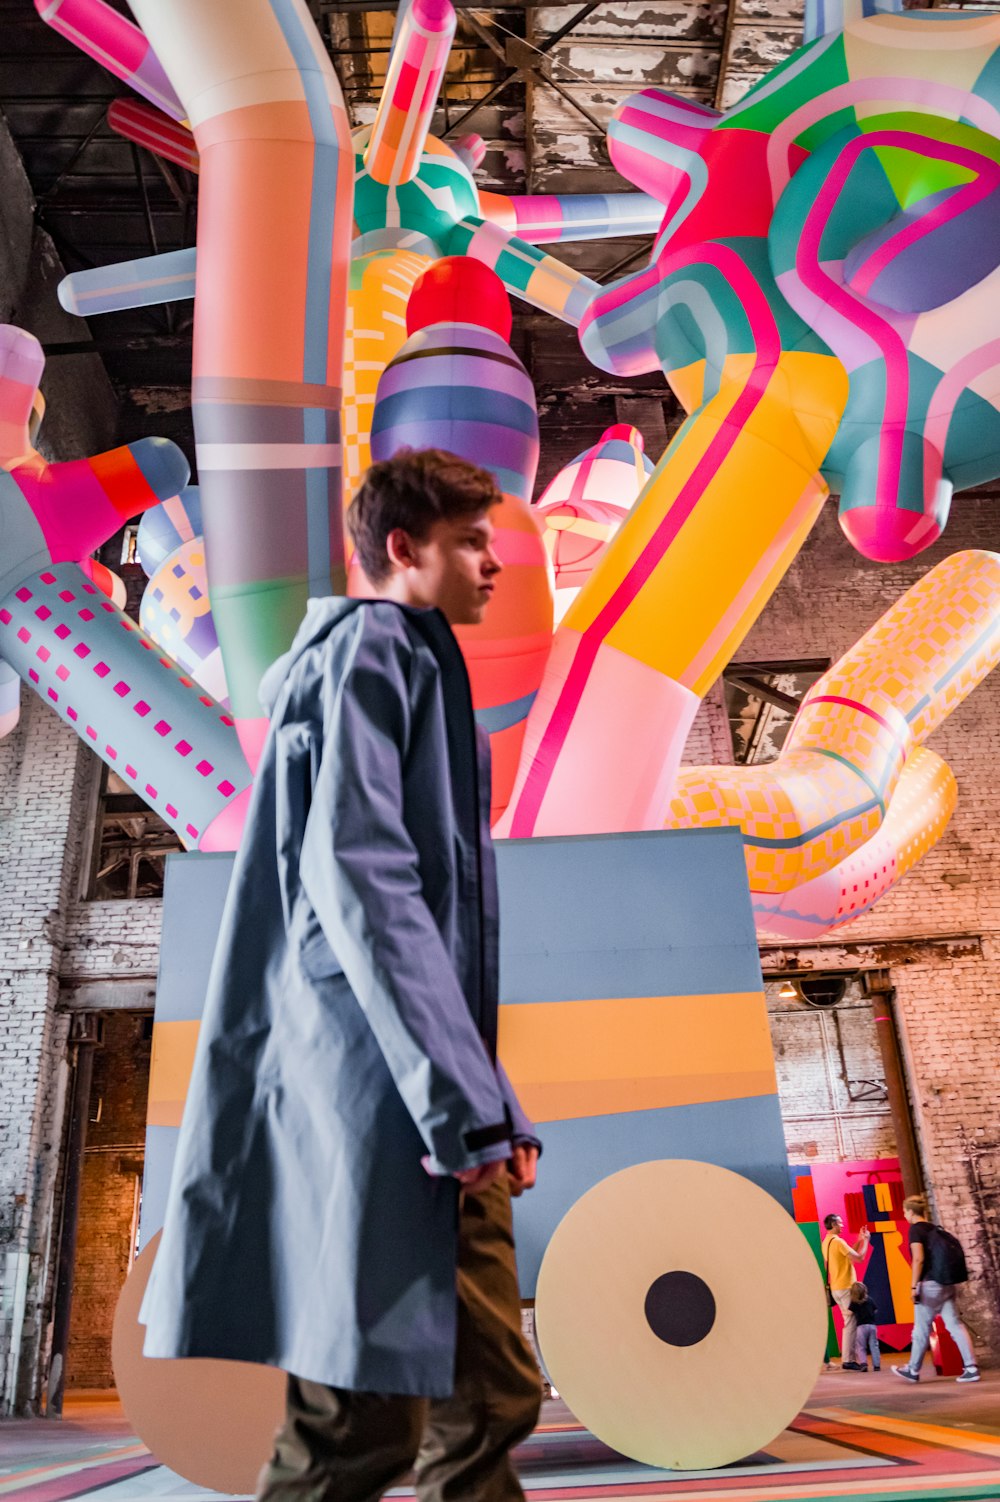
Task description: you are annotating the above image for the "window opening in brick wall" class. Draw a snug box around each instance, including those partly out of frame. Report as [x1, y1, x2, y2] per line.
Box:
[119, 523, 140, 567]
[66, 1012, 151, 1392]
[87, 765, 184, 900]
[766, 977, 898, 1162]
[724, 658, 829, 765]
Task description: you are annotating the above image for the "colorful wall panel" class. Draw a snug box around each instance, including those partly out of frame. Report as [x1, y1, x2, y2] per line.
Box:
[790, 1157, 914, 1356]
[143, 828, 792, 1296]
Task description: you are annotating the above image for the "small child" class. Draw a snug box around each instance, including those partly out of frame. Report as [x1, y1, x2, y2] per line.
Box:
[849, 1281, 880, 1371]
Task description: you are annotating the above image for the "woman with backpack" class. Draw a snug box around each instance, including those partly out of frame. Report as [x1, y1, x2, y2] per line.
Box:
[894, 1194, 980, 1384]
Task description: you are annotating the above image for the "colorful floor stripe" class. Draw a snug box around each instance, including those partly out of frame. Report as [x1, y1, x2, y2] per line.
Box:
[0, 1445, 156, 1502]
[3, 1399, 999, 1501]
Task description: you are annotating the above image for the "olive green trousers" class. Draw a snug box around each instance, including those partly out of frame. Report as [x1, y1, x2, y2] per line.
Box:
[256, 1178, 542, 1502]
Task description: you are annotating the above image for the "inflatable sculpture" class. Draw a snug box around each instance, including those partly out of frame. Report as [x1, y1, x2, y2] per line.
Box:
[497, 7, 1000, 919]
[670, 550, 1000, 937]
[14, 0, 1000, 957]
[35, 0, 1000, 940]
[139, 534, 229, 711]
[13, 0, 1000, 1473]
[535, 424, 653, 624]
[12, 0, 1000, 925]
[0, 325, 251, 847]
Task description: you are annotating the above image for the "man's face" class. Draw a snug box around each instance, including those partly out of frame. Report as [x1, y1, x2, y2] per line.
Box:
[831, 1216, 843, 1234]
[390, 510, 502, 626]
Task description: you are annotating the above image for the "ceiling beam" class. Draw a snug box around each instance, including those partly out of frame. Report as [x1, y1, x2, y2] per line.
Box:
[713, 0, 740, 110]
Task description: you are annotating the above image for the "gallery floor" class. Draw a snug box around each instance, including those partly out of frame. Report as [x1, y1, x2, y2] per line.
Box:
[2, 1365, 999, 1502]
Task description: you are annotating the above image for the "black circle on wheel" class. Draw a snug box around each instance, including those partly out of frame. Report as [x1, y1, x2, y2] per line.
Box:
[644, 1270, 717, 1347]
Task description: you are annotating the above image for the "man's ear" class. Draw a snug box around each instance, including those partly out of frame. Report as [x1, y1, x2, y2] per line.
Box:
[385, 527, 421, 571]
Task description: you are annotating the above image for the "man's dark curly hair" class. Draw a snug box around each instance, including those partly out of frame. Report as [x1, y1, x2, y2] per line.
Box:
[347, 448, 501, 584]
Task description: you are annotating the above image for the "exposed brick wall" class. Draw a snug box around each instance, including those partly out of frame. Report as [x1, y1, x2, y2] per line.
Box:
[65, 1013, 151, 1391]
[682, 680, 733, 768]
[61, 901, 163, 984]
[0, 105, 123, 1414]
[0, 693, 88, 1412]
[63, 1156, 137, 1391]
[0, 693, 160, 1410]
[891, 957, 1000, 1356]
[766, 982, 897, 1166]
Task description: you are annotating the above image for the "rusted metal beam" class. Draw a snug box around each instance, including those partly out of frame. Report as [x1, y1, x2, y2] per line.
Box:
[443, 2, 606, 139]
[714, 0, 740, 109]
[45, 1016, 101, 1418]
[602, 243, 650, 281]
[35, 106, 107, 201]
[760, 935, 985, 972]
[540, 71, 607, 136]
[462, 9, 511, 64]
[59, 978, 158, 1010]
[868, 980, 925, 1198]
[441, 69, 525, 137]
[541, 1, 604, 50]
[725, 670, 802, 715]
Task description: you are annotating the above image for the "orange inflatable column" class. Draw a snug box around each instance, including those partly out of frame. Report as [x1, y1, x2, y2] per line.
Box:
[128, 0, 354, 771]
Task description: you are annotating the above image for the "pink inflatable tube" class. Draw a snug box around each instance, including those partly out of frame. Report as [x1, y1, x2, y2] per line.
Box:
[34, 0, 184, 121]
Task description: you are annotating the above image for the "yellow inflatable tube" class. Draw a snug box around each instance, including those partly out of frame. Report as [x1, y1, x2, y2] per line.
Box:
[499, 344, 846, 837]
[667, 550, 1000, 897]
[342, 248, 431, 506]
[755, 746, 957, 940]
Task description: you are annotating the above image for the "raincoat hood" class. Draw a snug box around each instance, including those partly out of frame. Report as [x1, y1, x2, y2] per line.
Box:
[258, 595, 367, 713]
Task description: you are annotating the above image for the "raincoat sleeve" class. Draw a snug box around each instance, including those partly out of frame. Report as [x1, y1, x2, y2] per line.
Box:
[299, 610, 512, 1176]
[496, 1057, 541, 1153]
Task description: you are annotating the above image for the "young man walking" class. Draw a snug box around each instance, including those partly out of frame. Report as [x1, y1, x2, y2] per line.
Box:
[141, 449, 542, 1501]
[894, 1194, 980, 1384]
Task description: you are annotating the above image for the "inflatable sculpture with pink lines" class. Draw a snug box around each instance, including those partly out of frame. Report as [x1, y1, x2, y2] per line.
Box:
[7, 0, 1000, 944]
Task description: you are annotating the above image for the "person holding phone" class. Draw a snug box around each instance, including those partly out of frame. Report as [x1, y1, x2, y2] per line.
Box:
[821, 1213, 871, 1370]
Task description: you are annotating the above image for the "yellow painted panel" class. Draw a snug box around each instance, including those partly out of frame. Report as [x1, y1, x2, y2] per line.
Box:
[147, 1100, 185, 1128]
[148, 1020, 200, 1127]
[516, 1069, 778, 1125]
[882, 1223, 915, 1325]
[498, 991, 776, 1104]
[150, 994, 777, 1131]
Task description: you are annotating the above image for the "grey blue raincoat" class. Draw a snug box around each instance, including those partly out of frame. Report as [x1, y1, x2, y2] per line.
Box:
[140, 599, 536, 1396]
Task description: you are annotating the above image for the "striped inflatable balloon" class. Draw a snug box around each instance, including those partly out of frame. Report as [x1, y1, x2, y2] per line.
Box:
[371, 258, 553, 822]
[136, 486, 202, 577]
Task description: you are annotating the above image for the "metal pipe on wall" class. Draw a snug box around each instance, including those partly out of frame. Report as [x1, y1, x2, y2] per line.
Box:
[868, 976, 924, 1199]
[45, 1015, 102, 1418]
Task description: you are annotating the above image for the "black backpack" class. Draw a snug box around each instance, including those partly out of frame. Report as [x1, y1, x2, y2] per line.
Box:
[925, 1225, 969, 1285]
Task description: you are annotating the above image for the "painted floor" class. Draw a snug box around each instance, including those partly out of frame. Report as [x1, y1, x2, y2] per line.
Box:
[2, 1367, 999, 1502]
